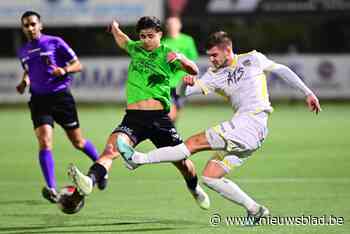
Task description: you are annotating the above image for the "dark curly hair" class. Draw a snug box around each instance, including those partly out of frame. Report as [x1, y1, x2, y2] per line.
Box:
[136, 16, 162, 33]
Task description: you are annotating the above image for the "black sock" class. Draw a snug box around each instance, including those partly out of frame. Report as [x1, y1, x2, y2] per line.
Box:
[185, 175, 198, 191]
[87, 163, 107, 186]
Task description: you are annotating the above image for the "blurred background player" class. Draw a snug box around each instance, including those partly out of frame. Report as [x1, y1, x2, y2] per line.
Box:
[68, 16, 210, 209]
[162, 16, 198, 122]
[117, 31, 322, 224]
[16, 11, 99, 203]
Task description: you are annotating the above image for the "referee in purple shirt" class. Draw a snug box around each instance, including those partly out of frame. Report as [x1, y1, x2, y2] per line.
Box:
[16, 11, 99, 203]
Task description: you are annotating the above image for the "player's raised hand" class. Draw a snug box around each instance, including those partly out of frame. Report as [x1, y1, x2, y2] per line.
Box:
[110, 20, 120, 33]
[306, 94, 322, 114]
[183, 75, 195, 86]
[108, 20, 130, 49]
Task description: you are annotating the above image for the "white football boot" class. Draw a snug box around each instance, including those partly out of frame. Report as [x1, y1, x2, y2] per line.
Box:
[68, 163, 93, 196]
[189, 185, 210, 210]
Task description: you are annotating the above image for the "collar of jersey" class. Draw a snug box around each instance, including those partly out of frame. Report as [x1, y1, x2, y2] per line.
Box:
[29, 34, 44, 45]
[229, 54, 238, 68]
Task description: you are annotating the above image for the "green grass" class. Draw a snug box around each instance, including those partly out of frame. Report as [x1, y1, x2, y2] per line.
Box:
[0, 103, 349, 234]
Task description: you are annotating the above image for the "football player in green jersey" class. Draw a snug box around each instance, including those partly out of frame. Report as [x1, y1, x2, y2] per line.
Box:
[68, 16, 210, 210]
[163, 16, 199, 122]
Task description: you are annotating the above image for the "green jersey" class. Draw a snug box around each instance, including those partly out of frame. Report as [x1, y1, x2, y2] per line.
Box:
[162, 33, 198, 88]
[125, 40, 181, 112]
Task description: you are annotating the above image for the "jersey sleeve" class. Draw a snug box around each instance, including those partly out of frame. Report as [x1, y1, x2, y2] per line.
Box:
[255, 51, 314, 96]
[254, 51, 277, 71]
[185, 71, 215, 96]
[165, 46, 183, 73]
[125, 40, 138, 56]
[56, 38, 78, 62]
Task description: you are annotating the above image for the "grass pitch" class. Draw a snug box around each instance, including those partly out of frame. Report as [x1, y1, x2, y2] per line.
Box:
[0, 103, 349, 234]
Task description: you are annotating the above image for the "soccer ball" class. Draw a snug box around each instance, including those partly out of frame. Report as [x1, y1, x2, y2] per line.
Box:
[57, 185, 85, 214]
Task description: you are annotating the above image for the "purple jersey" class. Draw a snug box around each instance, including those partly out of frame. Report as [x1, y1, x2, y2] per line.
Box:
[18, 34, 77, 95]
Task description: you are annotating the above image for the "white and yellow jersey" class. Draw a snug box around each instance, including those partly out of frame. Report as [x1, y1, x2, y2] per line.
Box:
[186, 50, 313, 114]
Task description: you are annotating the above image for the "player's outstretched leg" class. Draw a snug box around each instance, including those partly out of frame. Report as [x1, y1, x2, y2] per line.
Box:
[68, 163, 93, 196]
[188, 182, 210, 210]
[174, 159, 210, 210]
[202, 158, 269, 225]
[203, 174, 269, 225]
[68, 141, 118, 195]
[116, 137, 139, 170]
[68, 161, 109, 195]
[117, 138, 190, 166]
[118, 137, 210, 209]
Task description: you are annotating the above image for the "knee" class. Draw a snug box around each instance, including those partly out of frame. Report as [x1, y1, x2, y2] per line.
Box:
[38, 136, 52, 150]
[202, 176, 218, 189]
[72, 139, 85, 150]
[97, 153, 118, 167]
[185, 137, 199, 149]
[173, 159, 196, 176]
[185, 138, 201, 154]
[101, 144, 119, 160]
[184, 133, 208, 153]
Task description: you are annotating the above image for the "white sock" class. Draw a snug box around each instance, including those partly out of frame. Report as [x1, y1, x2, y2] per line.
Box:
[132, 143, 191, 164]
[202, 176, 259, 213]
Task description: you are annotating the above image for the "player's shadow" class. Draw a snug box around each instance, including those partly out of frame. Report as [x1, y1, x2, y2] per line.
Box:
[0, 199, 206, 233]
[0, 199, 44, 206]
[0, 217, 204, 233]
[0, 225, 178, 233]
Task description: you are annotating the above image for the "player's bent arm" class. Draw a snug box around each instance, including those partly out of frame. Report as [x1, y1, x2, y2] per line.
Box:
[184, 73, 214, 96]
[184, 81, 203, 96]
[64, 59, 82, 74]
[22, 71, 30, 85]
[178, 55, 199, 75]
[168, 52, 198, 75]
[267, 63, 322, 113]
[267, 63, 313, 96]
[110, 20, 130, 50]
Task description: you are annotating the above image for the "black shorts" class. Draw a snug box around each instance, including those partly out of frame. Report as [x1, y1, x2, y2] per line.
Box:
[112, 110, 183, 147]
[28, 90, 80, 130]
[170, 88, 185, 109]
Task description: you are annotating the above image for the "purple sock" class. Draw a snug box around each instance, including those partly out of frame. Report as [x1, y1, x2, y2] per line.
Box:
[39, 149, 56, 189]
[82, 140, 99, 162]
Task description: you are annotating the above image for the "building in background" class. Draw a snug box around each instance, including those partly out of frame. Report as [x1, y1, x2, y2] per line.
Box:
[1, 0, 350, 103]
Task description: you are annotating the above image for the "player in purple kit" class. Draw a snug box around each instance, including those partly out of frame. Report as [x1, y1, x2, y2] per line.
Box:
[16, 11, 99, 203]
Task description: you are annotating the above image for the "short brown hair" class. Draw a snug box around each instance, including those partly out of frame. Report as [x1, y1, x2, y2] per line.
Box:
[206, 31, 232, 50]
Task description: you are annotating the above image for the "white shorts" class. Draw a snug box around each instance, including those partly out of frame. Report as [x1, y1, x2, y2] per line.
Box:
[205, 112, 269, 172]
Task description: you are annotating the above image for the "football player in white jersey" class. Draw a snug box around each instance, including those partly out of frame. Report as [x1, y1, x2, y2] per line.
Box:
[116, 31, 321, 224]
